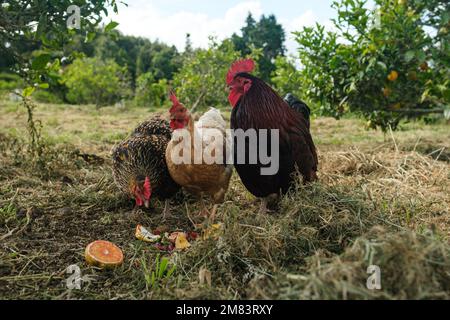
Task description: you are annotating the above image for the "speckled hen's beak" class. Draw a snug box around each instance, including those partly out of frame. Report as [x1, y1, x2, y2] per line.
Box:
[144, 199, 150, 208]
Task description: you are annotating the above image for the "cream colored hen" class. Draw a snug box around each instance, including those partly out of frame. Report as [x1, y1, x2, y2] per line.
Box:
[165, 93, 232, 219]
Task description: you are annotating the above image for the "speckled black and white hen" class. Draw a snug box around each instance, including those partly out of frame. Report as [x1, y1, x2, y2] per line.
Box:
[111, 115, 180, 216]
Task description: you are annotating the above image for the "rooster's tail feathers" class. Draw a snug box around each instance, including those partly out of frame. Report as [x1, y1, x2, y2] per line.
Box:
[284, 93, 311, 124]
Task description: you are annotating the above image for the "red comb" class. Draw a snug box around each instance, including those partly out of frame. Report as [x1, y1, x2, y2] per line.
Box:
[169, 90, 179, 105]
[226, 59, 255, 85]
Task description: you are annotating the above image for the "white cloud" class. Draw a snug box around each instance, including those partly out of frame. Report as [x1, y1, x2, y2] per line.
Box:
[282, 10, 337, 57]
[282, 10, 318, 56]
[288, 9, 318, 31]
[112, 1, 334, 56]
[114, 0, 263, 50]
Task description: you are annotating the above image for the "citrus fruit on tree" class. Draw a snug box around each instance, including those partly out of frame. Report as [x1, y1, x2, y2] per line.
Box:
[387, 70, 399, 81]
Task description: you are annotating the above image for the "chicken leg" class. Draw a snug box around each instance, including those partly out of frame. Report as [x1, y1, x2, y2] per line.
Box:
[209, 204, 218, 223]
[258, 193, 279, 214]
[162, 199, 171, 220]
[259, 198, 268, 214]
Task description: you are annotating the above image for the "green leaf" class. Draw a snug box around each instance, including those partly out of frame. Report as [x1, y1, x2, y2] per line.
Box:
[35, 15, 47, 39]
[38, 83, 49, 89]
[166, 265, 176, 278]
[416, 51, 426, 62]
[85, 31, 96, 43]
[404, 51, 415, 62]
[23, 87, 35, 97]
[31, 54, 51, 70]
[420, 88, 430, 103]
[105, 21, 119, 33]
[444, 109, 450, 120]
[158, 258, 168, 278]
[441, 11, 450, 24]
[377, 61, 387, 70]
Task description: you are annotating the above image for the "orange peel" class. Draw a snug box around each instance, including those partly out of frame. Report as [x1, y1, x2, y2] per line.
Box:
[85, 240, 124, 269]
[135, 225, 161, 243]
[175, 233, 191, 250]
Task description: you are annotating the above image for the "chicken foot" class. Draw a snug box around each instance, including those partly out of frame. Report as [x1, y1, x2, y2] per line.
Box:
[209, 204, 218, 223]
[200, 197, 218, 224]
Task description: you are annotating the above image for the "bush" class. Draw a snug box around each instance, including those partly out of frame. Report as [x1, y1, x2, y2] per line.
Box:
[61, 57, 131, 107]
[134, 72, 168, 108]
[294, 0, 450, 131]
[0, 73, 23, 92]
[271, 56, 304, 103]
[172, 37, 262, 111]
[32, 90, 63, 104]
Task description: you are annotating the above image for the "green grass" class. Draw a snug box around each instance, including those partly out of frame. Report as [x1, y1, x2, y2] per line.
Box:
[0, 100, 449, 299]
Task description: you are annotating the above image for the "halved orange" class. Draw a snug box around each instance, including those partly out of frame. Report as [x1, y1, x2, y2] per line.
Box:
[85, 240, 124, 269]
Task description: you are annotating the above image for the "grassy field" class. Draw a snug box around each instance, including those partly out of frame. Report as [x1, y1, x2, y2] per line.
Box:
[0, 100, 449, 299]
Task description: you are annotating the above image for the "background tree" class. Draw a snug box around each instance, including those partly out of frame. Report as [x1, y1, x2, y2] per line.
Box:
[184, 33, 193, 56]
[134, 72, 168, 108]
[294, 0, 449, 131]
[271, 56, 304, 103]
[0, 0, 121, 158]
[231, 13, 286, 83]
[294, 24, 349, 118]
[61, 57, 131, 108]
[135, 41, 180, 81]
[0, 0, 121, 85]
[172, 37, 262, 111]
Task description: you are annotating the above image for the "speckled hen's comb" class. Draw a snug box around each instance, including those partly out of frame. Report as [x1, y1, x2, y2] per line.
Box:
[226, 59, 255, 85]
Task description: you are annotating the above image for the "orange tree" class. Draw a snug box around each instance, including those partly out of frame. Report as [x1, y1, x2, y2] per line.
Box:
[294, 0, 449, 131]
[0, 0, 121, 158]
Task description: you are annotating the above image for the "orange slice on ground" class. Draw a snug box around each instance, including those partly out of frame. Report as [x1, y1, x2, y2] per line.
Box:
[85, 240, 124, 269]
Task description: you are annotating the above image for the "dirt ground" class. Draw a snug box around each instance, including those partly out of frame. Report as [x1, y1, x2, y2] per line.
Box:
[0, 101, 449, 299]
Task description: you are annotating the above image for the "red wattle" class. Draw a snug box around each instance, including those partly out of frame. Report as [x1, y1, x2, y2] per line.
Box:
[228, 91, 241, 108]
[143, 177, 152, 199]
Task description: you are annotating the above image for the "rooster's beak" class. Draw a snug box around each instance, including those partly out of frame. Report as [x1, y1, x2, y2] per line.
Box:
[144, 199, 150, 208]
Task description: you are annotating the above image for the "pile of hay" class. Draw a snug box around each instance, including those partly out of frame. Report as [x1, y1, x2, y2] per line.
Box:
[248, 227, 450, 299]
[320, 148, 450, 234]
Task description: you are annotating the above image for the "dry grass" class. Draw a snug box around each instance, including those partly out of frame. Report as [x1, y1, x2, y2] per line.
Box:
[0, 100, 449, 299]
[249, 227, 450, 299]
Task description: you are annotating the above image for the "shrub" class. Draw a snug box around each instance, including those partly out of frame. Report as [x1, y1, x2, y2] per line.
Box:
[61, 57, 131, 107]
[0, 73, 23, 92]
[172, 37, 262, 111]
[271, 56, 304, 103]
[134, 72, 168, 108]
[32, 90, 63, 104]
[294, 0, 450, 131]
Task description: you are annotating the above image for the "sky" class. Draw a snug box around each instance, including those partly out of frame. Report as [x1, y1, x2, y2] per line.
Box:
[110, 0, 338, 55]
